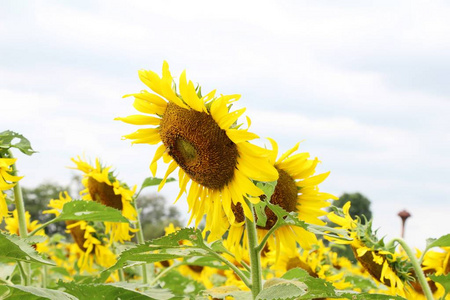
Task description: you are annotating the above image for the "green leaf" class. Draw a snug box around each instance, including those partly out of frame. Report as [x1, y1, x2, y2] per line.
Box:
[281, 268, 406, 300]
[0, 232, 55, 265]
[210, 240, 228, 253]
[107, 228, 209, 271]
[0, 130, 36, 155]
[0, 284, 76, 300]
[158, 269, 205, 297]
[204, 286, 252, 300]
[426, 234, 450, 249]
[343, 275, 377, 292]
[256, 181, 277, 201]
[140, 177, 175, 190]
[337, 292, 407, 300]
[254, 200, 268, 228]
[56, 200, 128, 223]
[58, 281, 173, 300]
[257, 278, 307, 300]
[282, 268, 335, 299]
[430, 274, 450, 298]
[183, 256, 227, 270]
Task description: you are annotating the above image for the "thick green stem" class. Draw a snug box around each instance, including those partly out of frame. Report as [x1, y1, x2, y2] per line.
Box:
[118, 268, 125, 282]
[8, 150, 28, 239]
[389, 238, 434, 300]
[133, 199, 149, 285]
[8, 150, 31, 286]
[245, 199, 262, 299]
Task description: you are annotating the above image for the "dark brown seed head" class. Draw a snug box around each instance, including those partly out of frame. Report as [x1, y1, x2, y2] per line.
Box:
[188, 265, 204, 273]
[87, 177, 123, 211]
[66, 220, 90, 252]
[160, 102, 238, 190]
[351, 246, 392, 287]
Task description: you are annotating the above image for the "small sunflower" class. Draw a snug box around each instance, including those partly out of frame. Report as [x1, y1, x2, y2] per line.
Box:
[70, 156, 138, 243]
[0, 157, 23, 221]
[227, 139, 336, 254]
[116, 61, 278, 241]
[4, 209, 48, 253]
[44, 192, 116, 273]
[327, 202, 412, 296]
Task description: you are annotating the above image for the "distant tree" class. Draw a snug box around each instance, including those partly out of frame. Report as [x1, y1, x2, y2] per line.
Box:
[21, 181, 69, 235]
[136, 194, 183, 240]
[329, 192, 373, 263]
[333, 192, 372, 224]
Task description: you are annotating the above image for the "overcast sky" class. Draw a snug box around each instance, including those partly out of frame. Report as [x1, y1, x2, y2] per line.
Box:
[1, 0, 449, 249]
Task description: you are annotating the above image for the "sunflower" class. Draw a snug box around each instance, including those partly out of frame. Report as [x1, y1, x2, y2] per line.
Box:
[0, 157, 23, 221]
[226, 139, 336, 255]
[44, 192, 116, 273]
[4, 209, 48, 253]
[116, 61, 278, 241]
[327, 201, 412, 297]
[70, 156, 138, 243]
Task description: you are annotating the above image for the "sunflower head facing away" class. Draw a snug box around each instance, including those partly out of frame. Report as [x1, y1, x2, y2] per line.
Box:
[70, 156, 137, 243]
[327, 202, 413, 296]
[117, 61, 278, 241]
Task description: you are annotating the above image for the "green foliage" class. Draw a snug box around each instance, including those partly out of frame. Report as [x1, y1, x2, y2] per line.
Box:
[429, 274, 450, 299]
[108, 228, 210, 271]
[0, 285, 76, 300]
[426, 234, 450, 249]
[139, 176, 176, 193]
[0, 231, 55, 265]
[57, 281, 173, 300]
[158, 269, 206, 298]
[203, 286, 252, 300]
[333, 192, 372, 223]
[257, 277, 307, 300]
[0, 130, 36, 156]
[56, 200, 128, 223]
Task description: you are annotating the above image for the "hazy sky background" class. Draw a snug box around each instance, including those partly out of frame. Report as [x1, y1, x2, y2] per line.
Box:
[1, 0, 449, 249]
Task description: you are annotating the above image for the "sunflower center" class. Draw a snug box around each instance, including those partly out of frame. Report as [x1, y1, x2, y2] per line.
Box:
[160, 102, 238, 190]
[87, 177, 123, 211]
[66, 220, 89, 252]
[351, 246, 392, 287]
[188, 265, 204, 273]
[231, 168, 298, 229]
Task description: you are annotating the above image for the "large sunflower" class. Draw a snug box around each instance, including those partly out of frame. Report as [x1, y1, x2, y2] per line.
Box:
[70, 156, 137, 243]
[0, 157, 23, 221]
[116, 61, 278, 240]
[226, 139, 336, 254]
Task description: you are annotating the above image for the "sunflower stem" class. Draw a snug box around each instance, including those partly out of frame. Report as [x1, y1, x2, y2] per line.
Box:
[118, 268, 125, 282]
[256, 221, 281, 253]
[205, 248, 251, 288]
[7, 150, 31, 286]
[389, 238, 434, 300]
[28, 218, 58, 236]
[132, 198, 149, 285]
[245, 199, 263, 299]
[148, 262, 180, 286]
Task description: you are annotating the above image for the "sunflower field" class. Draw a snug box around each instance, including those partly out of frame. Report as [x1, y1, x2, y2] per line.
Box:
[1, 62, 449, 300]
